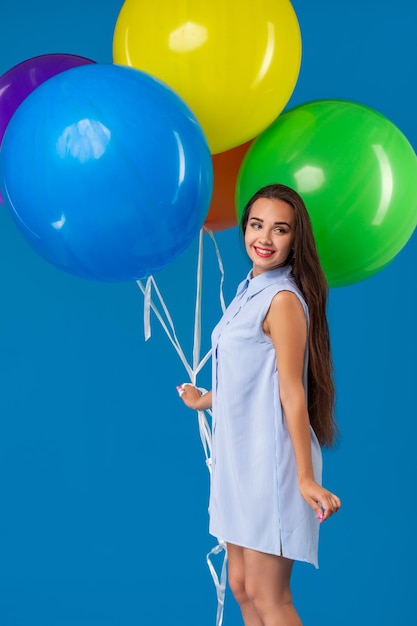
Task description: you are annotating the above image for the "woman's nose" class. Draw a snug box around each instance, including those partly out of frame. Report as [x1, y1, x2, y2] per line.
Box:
[259, 232, 272, 244]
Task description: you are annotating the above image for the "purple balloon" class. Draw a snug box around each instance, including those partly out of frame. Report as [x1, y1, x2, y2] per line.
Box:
[0, 53, 95, 204]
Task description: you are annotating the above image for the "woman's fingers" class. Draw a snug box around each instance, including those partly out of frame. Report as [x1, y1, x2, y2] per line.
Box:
[318, 491, 341, 522]
[302, 483, 341, 523]
[176, 383, 201, 409]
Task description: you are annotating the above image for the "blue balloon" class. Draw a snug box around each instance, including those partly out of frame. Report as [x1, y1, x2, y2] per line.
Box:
[0, 64, 213, 281]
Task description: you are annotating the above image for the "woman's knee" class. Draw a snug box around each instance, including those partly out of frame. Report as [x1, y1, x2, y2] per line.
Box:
[243, 553, 293, 612]
[227, 550, 249, 604]
[228, 567, 248, 603]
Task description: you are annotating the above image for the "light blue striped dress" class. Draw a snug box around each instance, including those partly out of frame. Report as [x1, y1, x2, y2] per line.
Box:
[209, 265, 322, 568]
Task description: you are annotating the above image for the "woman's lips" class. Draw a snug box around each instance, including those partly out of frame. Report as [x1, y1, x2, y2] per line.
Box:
[254, 246, 274, 258]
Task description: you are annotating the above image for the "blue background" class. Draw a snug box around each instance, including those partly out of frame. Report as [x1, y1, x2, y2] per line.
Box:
[0, 1, 416, 624]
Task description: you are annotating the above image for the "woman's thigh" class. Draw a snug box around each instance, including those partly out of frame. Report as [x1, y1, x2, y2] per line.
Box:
[242, 548, 294, 605]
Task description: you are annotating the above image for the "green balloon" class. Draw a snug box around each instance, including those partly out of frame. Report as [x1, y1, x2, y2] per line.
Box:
[236, 99, 417, 287]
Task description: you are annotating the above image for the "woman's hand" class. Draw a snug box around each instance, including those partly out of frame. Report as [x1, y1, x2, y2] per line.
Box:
[177, 384, 212, 411]
[298, 477, 341, 523]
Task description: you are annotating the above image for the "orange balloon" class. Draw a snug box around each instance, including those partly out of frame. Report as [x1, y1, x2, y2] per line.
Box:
[205, 141, 252, 232]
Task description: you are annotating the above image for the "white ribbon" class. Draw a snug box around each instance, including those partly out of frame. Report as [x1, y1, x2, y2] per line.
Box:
[136, 228, 227, 626]
[207, 540, 228, 626]
[204, 227, 226, 315]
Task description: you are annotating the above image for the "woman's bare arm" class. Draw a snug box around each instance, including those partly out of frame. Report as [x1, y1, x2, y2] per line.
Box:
[264, 291, 341, 522]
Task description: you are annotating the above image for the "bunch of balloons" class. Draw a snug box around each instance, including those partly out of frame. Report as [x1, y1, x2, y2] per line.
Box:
[1, 0, 416, 285]
[0, 0, 303, 281]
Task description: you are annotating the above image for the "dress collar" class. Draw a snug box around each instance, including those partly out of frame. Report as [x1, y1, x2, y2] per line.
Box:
[236, 265, 293, 299]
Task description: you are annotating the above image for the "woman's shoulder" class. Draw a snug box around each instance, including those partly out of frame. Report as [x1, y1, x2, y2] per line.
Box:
[268, 279, 309, 320]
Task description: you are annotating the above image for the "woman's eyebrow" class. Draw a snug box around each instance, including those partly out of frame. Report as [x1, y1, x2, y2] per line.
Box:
[249, 216, 291, 227]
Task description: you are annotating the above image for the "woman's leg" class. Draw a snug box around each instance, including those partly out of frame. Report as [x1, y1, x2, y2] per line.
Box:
[227, 543, 264, 626]
[243, 548, 302, 626]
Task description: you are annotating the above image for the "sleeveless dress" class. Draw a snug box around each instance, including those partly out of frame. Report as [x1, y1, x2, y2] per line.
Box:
[209, 264, 322, 568]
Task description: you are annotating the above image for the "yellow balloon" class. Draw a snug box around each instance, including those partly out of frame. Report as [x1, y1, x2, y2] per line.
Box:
[113, 0, 301, 154]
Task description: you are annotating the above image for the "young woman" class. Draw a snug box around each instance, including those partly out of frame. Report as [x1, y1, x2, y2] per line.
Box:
[179, 184, 341, 626]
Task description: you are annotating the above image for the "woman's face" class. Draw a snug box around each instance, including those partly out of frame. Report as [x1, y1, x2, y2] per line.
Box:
[244, 197, 295, 277]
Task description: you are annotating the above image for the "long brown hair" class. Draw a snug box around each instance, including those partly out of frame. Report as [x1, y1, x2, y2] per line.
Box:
[241, 184, 337, 447]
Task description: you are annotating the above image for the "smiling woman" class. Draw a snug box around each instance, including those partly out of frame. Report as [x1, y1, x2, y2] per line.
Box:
[179, 183, 340, 626]
[243, 197, 295, 275]
[1, 1, 416, 625]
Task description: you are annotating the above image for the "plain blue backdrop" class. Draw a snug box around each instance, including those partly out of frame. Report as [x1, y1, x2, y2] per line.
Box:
[0, 1, 416, 624]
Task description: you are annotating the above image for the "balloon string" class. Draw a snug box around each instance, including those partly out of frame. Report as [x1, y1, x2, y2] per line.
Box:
[136, 276, 193, 380]
[204, 227, 226, 314]
[136, 228, 227, 626]
[207, 540, 228, 626]
[192, 228, 204, 378]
